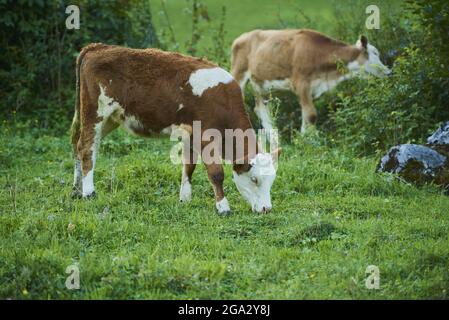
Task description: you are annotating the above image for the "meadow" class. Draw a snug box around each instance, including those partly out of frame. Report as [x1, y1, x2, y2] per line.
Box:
[1, 0, 448, 299]
[1, 128, 449, 299]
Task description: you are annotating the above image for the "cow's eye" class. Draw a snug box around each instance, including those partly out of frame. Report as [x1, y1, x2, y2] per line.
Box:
[250, 176, 258, 184]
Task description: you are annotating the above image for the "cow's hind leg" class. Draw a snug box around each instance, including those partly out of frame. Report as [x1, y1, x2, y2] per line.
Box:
[77, 115, 100, 198]
[78, 116, 118, 199]
[71, 105, 83, 198]
[179, 140, 198, 202]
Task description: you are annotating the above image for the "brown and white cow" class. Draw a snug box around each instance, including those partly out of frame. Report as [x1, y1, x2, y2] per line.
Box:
[231, 29, 391, 132]
[70, 43, 281, 214]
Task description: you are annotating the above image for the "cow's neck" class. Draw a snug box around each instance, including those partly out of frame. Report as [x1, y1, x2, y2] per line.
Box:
[226, 110, 259, 173]
[312, 45, 362, 98]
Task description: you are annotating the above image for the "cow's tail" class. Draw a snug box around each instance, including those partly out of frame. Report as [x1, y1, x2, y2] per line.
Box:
[70, 49, 84, 154]
[70, 43, 105, 154]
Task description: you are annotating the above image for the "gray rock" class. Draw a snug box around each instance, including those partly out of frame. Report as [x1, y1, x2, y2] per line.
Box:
[427, 121, 449, 156]
[377, 144, 449, 188]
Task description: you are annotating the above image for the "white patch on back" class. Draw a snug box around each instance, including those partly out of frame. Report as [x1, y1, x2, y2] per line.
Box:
[365, 44, 391, 76]
[216, 197, 231, 213]
[188, 67, 234, 97]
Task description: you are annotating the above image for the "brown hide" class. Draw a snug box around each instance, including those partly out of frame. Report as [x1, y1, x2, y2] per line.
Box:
[80, 44, 252, 135]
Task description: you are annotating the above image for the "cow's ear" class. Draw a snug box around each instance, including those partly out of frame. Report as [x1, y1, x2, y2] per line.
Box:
[233, 153, 252, 173]
[233, 162, 252, 174]
[357, 35, 368, 49]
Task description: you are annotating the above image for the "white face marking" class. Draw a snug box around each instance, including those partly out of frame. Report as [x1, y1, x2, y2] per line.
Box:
[177, 103, 184, 112]
[188, 67, 234, 97]
[364, 44, 391, 77]
[216, 197, 231, 214]
[232, 153, 276, 213]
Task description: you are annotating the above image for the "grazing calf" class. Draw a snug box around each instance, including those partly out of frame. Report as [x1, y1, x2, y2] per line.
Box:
[71, 44, 281, 214]
[231, 29, 391, 132]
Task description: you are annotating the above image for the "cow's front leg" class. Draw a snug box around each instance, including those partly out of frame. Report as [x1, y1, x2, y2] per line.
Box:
[205, 163, 231, 215]
[72, 157, 82, 198]
[254, 94, 274, 132]
[180, 163, 196, 202]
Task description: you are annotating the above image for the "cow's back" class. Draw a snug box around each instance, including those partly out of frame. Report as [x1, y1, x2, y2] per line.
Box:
[79, 44, 244, 134]
[233, 29, 352, 81]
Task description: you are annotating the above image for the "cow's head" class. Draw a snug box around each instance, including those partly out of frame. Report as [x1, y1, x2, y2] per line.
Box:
[355, 35, 391, 77]
[232, 149, 281, 213]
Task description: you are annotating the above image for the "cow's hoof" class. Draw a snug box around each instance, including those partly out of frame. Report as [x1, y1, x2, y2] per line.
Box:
[71, 189, 82, 199]
[83, 191, 97, 199]
[215, 197, 231, 215]
[217, 209, 232, 216]
[179, 195, 192, 203]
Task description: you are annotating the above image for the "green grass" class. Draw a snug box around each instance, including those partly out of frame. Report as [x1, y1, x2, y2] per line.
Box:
[152, 0, 334, 52]
[1, 128, 448, 299]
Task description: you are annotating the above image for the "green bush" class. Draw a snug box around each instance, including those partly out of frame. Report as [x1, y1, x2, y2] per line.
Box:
[327, 0, 449, 155]
[0, 0, 158, 133]
[246, 0, 411, 142]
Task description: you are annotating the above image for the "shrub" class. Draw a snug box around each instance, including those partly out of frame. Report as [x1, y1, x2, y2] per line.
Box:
[327, 0, 449, 155]
[0, 0, 158, 133]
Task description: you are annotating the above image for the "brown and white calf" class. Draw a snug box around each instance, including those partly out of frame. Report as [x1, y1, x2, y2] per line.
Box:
[71, 43, 281, 214]
[231, 29, 391, 132]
